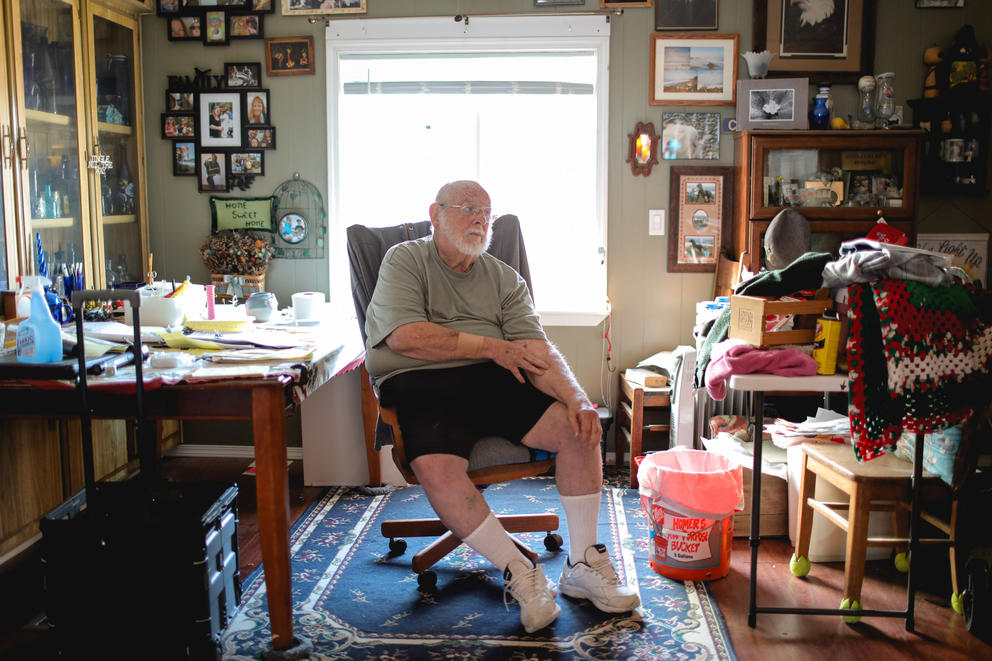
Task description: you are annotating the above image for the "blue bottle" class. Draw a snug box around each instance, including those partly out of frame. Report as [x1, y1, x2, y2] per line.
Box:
[16, 276, 63, 363]
[810, 94, 830, 130]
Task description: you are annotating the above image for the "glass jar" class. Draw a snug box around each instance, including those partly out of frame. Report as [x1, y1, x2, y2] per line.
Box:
[855, 75, 876, 129]
[875, 72, 895, 129]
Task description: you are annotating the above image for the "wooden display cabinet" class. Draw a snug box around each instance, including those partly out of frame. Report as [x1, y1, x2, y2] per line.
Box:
[909, 90, 992, 197]
[732, 130, 923, 273]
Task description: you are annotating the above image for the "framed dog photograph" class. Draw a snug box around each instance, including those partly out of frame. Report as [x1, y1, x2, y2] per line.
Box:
[265, 36, 314, 77]
[661, 112, 721, 160]
[199, 92, 243, 148]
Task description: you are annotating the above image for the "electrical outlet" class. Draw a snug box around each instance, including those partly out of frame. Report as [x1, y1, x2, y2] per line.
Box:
[648, 210, 665, 236]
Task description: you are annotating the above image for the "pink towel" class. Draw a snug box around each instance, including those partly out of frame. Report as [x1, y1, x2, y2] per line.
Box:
[705, 339, 818, 401]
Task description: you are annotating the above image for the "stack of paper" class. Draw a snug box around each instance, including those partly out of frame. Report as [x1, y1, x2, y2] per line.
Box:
[764, 408, 851, 448]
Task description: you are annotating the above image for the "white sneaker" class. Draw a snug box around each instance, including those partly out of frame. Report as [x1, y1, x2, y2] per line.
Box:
[503, 559, 561, 633]
[558, 543, 640, 613]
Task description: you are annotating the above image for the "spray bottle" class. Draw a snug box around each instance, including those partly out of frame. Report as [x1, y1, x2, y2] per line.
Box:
[16, 275, 63, 363]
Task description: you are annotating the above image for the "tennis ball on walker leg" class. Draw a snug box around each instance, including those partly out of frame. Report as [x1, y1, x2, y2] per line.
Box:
[790, 554, 811, 577]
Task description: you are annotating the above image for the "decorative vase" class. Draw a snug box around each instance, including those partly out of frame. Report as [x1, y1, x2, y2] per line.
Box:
[741, 51, 774, 79]
[875, 72, 896, 129]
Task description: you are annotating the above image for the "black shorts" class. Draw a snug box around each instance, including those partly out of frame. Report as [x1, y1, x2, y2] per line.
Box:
[378, 362, 556, 462]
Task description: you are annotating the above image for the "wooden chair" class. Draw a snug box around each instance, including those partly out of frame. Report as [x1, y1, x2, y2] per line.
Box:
[712, 251, 746, 299]
[346, 218, 563, 590]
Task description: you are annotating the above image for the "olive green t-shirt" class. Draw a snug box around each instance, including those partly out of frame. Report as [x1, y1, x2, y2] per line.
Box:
[364, 237, 546, 386]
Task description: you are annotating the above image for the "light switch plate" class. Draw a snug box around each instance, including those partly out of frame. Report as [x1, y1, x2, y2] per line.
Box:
[648, 209, 665, 236]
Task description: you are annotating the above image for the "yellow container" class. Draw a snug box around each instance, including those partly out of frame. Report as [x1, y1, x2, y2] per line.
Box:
[813, 311, 842, 375]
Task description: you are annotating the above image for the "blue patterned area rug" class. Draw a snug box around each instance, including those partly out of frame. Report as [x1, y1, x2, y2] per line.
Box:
[220, 477, 737, 660]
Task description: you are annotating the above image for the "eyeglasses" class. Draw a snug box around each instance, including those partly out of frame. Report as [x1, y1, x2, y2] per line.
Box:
[438, 203, 496, 223]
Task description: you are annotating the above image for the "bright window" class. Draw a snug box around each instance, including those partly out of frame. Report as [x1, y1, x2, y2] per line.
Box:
[326, 16, 610, 325]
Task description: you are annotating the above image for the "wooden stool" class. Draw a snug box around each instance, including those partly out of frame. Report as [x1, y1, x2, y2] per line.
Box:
[615, 371, 670, 488]
[791, 443, 957, 619]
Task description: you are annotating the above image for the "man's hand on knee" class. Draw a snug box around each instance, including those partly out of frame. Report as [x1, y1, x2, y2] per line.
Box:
[567, 400, 602, 447]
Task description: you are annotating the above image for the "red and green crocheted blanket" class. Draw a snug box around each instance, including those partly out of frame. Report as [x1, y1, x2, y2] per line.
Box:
[846, 279, 992, 461]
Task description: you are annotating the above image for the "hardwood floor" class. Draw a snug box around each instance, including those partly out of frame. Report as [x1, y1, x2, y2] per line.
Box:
[2, 456, 990, 660]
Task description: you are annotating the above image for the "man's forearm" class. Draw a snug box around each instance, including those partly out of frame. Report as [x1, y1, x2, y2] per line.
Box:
[385, 322, 501, 362]
[518, 339, 590, 407]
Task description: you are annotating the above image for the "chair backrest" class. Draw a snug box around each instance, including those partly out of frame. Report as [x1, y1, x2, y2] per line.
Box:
[346, 214, 535, 345]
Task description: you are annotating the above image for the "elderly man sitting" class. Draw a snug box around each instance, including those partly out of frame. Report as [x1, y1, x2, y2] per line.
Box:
[364, 180, 639, 632]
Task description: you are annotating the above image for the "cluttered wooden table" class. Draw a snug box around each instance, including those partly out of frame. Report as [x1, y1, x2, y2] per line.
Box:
[0, 286, 365, 655]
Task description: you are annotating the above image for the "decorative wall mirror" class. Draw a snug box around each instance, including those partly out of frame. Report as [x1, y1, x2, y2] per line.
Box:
[627, 121, 659, 176]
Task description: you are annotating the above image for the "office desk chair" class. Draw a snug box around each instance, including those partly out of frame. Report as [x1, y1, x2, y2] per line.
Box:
[346, 216, 562, 590]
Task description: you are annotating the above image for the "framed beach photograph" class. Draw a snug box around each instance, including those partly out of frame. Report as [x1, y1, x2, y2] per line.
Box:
[225, 62, 262, 89]
[198, 92, 243, 148]
[649, 34, 738, 106]
[173, 141, 197, 177]
[230, 151, 265, 176]
[281, 0, 366, 16]
[655, 0, 718, 30]
[167, 16, 201, 41]
[735, 78, 809, 130]
[246, 126, 276, 149]
[667, 166, 733, 272]
[661, 112, 720, 160]
[244, 91, 270, 125]
[203, 10, 228, 46]
[199, 152, 228, 193]
[753, 0, 874, 82]
[265, 36, 314, 77]
[230, 13, 263, 39]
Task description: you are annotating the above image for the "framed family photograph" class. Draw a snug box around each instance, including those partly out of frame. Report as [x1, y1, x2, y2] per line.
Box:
[650, 34, 738, 106]
[244, 91, 270, 125]
[199, 152, 228, 193]
[265, 36, 314, 77]
[173, 141, 197, 177]
[231, 151, 265, 176]
[166, 90, 195, 112]
[225, 62, 262, 88]
[667, 166, 733, 272]
[753, 0, 875, 82]
[167, 16, 201, 41]
[662, 112, 720, 160]
[655, 0, 718, 30]
[281, 0, 366, 15]
[203, 10, 228, 46]
[199, 92, 242, 148]
[162, 113, 195, 139]
[230, 13, 263, 39]
[735, 77, 809, 130]
[247, 126, 276, 149]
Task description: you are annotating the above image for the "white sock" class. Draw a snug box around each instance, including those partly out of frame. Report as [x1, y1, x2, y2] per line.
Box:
[560, 491, 601, 563]
[462, 512, 529, 573]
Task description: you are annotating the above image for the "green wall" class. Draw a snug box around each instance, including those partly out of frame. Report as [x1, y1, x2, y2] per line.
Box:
[141, 0, 992, 408]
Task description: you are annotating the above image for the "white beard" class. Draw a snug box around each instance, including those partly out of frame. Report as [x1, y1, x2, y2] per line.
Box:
[794, 0, 835, 27]
[440, 215, 491, 257]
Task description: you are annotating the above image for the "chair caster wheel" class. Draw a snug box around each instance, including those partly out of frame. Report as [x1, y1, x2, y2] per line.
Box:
[388, 538, 407, 556]
[790, 554, 811, 577]
[417, 571, 437, 591]
[544, 533, 563, 552]
[840, 597, 862, 623]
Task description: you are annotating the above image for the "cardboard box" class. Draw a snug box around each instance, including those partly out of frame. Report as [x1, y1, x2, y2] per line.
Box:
[728, 289, 830, 348]
[734, 465, 788, 538]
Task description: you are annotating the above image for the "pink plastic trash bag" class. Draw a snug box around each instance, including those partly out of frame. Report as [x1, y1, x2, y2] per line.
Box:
[637, 447, 743, 520]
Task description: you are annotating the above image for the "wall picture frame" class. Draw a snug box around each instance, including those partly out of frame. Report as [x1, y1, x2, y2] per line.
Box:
[199, 151, 229, 193]
[915, 0, 964, 6]
[661, 111, 721, 159]
[173, 140, 197, 177]
[668, 166, 733, 272]
[225, 62, 262, 89]
[735, 77, 809, 130]
[203, 10, 229, 46]
[230, 151, 265, 177]
[167, 16, 201, 41]
[244, 90, 270, 125]
[162, 113, 195, 139]
[247, 126, 276, 149]
[198, 91, 243, 148]
[753, 0, 875, 82]
[166, 90, 195, 112]
[230, 13, 263, 39]
[650, 34, 738, 106]
[265, 36, 314, 77]
[281, 0, 366, 16]
[601, 1, 652, 7]
[655, 0, 718, 30]
[252, 0, 276, 12]
[534, 0, 585, 5]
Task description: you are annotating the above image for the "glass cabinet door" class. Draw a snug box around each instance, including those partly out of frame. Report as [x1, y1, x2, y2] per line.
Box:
[88, 8, 144, 288]
[0, 26, 15, 289]
[14, 0, 91, 287]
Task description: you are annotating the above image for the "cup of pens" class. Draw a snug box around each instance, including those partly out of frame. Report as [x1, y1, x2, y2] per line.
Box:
[62, 263, 83, 300]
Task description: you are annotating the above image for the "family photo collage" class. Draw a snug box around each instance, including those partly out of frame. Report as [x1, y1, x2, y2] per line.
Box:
[158, 0, 274, 47]
[162, 62, 275, 192]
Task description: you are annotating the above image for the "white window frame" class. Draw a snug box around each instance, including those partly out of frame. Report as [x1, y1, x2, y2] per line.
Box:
[325, 15, 610, 326]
